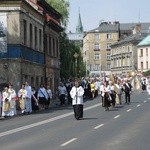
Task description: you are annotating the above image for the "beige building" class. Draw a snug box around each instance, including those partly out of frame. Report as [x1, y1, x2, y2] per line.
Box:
[83, 22, 119, 76]
[111, 34, 145, 75]
[111, 23, 150, 75]
[83, 22, 150, 77]
[0, 0, 62, 93]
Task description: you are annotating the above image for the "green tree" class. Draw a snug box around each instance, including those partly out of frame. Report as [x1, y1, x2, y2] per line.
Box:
[59, 33, 85, 79]
[46, 0, 70, 28]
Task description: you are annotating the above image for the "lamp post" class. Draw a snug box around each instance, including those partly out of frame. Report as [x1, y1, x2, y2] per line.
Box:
[73, 52, 79, 77]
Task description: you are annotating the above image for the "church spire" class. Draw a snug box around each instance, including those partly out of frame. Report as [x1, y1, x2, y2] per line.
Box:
[76, 8, 83, 33]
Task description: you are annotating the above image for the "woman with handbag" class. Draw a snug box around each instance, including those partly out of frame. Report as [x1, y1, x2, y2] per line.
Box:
[37, 84, 48, 110]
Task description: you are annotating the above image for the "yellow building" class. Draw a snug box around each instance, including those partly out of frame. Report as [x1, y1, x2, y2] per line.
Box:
[83, 22, 119, 77]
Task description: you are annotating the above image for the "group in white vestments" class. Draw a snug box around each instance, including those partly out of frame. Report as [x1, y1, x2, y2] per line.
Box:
[18, 84, 27, 114]
[8, 84, 17, 116]
[2, 86, 11, 117]
[25, 82, 32, 113]
[70, 80, 84, 120]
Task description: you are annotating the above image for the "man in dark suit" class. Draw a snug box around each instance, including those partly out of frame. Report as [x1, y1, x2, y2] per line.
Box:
[123, 79, 132, 104]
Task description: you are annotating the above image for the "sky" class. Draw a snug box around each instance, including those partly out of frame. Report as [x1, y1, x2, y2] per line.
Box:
[67, 0, 150, 32]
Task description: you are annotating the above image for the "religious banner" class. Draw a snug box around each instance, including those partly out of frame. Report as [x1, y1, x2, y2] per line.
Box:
[0, 13, 7, 53]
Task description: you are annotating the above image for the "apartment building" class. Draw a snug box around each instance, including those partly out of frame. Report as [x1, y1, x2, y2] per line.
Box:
[0, 0, 62, 92]
[137, 35, 150, 72]
[83, 22, 119, 76]
[83, 22, 150, 77]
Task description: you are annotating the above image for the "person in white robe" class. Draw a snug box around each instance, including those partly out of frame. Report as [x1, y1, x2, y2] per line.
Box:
[70, 80, 84, 120]
[18, 84, 27, 114]
[25, 81, 32, 113]
[8, 84, 17, 116]
[2, 86, 11, 117]
[146, 81, 150, 95]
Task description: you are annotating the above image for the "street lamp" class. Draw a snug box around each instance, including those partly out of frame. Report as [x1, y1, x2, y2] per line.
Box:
[73, 52, 79, 77]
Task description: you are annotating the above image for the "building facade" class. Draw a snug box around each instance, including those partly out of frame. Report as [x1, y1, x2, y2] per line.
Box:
[0, 0, 62, 93]
[137, 35, 150, 72]
[83, 22, 119, 77]
[83, 22, 150, 77]
[111, 34, 145, 75]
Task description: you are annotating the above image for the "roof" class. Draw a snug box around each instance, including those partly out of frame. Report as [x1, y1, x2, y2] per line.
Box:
[137, 35, 150, 47]
[89, 23, 119, 33]
[88, 22, 150, 33]
[112, 34, 146, 47]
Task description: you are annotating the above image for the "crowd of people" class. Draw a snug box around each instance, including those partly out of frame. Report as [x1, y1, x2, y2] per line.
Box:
[0, 82, 52, 118]
[0, 74, 150, 120]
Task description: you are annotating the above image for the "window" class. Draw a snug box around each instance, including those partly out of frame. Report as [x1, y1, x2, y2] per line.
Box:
[36, 76, 39, 87]
[128, 46, 130, 52]
[39, 29, 42, 51]
[31, 77, 34, 86]
[23, 19, 27, 45]
[141, 62, 143, 70]
[34, 26, 37, 50]
[146, 48, 148, 56]
[53, 38, 55, 56]
[140, 49, 143, 57]
[107, 64, 111, 70]
[94, 64, 100, 71]
[94, 43, 100, 50]
[107, 53, 111, 60]
[94, 34, 100, 40]
[30, 23, 33, 48]
[107, 33, 112, 39]
[107, 43, 111, 49]
[94, 53, 100, 60]
[56, 39, 59, 57]
[49, 36, 52, 56]
[146, 61, 148, 69]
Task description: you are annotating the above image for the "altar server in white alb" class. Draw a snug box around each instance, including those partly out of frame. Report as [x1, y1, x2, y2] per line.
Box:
[2, 86, 11, 117]
[25, 81, 32, 114]
[8, 84, 17, 116]
[70, 79, 84, 120]
[147, 81, 150, 95]
[18, 84, 27, 114]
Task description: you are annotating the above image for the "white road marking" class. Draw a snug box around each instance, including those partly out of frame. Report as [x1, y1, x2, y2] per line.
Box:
[94, 124, 104, 129]
[60, 138, 77, 146]
[114, 115, 120, 119]
[126, 109, 132, 112]
[0, 103, 101, 137]
[137, 104, 141, 107]
[144, 101, 147, 103]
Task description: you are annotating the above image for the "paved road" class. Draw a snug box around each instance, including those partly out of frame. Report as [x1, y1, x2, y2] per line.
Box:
[0, 90, 149, 150]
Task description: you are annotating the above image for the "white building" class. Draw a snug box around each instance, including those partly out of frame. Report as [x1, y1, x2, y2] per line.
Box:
[137, 35, 150, 72]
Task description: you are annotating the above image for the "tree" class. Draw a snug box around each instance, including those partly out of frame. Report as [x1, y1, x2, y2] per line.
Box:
[59, 32, 85, 79]
[46, 0, 70, 28]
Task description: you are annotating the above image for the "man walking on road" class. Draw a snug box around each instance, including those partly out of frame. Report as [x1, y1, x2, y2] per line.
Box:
[70, 79, 84, 120]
